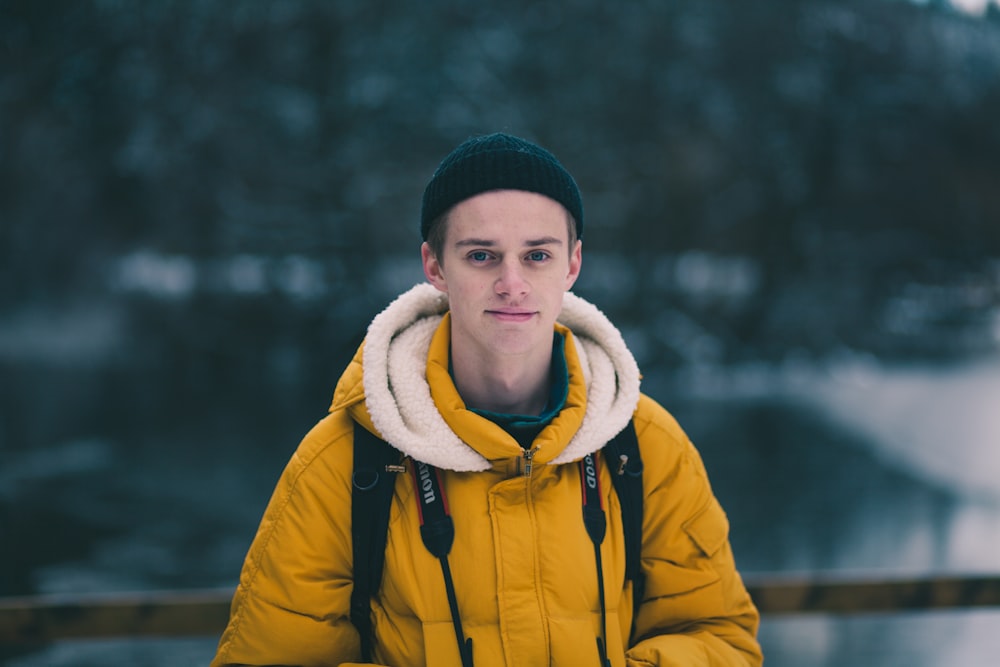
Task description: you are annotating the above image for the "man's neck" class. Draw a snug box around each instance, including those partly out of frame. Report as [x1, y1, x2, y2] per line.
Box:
[451, 345, 553, 416]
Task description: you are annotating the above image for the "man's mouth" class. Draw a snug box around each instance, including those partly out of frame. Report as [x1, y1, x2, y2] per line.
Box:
[487, 308, 535, 322]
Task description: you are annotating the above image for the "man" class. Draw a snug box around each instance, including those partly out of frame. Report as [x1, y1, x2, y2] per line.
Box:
[211, 132, 762, 666]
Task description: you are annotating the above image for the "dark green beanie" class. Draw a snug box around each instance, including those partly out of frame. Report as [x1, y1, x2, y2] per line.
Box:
[420, 132, 584, 241]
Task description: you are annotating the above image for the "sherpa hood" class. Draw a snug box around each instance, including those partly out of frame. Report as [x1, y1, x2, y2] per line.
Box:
[330, 282, 640, 472]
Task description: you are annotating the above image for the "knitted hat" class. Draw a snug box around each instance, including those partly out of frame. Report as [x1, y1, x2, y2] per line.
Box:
[420, 132, 584, 241]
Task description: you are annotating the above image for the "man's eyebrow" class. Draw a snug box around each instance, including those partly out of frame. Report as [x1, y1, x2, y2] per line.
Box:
[525, 236, 564, 247]
[453, 236, 563, 248]
[454, 238, 496, 247]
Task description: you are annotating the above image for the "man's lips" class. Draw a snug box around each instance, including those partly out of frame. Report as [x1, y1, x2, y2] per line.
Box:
[487, 308, 536, 322]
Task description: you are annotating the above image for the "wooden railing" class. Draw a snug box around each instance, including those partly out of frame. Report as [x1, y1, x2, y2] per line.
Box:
[1, 574, 999, 644]
[746, 573, 1000, 614]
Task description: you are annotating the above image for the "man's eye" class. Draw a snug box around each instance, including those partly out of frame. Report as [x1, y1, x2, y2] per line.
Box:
[469, 251, 490, 262]
[527, 251, 549, 262]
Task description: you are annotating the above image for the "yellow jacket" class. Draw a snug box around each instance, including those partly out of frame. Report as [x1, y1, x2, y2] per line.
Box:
[212, 284, 761, 666]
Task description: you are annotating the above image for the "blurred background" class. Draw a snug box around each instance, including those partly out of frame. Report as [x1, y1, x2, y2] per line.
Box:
[2, 0, 999, 664]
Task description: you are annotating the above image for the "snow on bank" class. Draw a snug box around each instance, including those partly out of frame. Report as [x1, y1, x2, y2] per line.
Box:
[780, 354, 1000, 504]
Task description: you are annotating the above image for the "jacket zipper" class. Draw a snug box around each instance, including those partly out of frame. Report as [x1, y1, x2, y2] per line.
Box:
[521, 444, 541, 477]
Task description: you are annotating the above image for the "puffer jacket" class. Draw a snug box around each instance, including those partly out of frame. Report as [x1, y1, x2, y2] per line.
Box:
[211, 283, 761, 667]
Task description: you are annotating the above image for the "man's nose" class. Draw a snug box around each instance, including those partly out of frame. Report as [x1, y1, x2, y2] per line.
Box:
[495, 259, 529, 296]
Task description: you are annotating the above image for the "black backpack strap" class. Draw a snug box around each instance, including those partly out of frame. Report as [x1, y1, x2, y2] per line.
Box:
[603, 419, 644, 642]
[350, 422, 403, 663]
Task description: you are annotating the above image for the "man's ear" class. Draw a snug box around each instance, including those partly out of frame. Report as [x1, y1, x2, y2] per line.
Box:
[564, 239, 583, 291]
[421, 242, 448, 293]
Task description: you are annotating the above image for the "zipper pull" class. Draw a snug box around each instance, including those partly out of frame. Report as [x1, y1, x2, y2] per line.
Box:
[616, 454, 628, 476]
[522, 445, 540, 477]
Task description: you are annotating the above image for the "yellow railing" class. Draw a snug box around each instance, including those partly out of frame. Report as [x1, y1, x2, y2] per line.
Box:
[1, 574, 999, 643]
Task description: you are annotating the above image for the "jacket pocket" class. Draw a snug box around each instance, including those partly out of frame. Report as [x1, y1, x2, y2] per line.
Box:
[643, 497, 728, 601]
[682, 495, 730, 558]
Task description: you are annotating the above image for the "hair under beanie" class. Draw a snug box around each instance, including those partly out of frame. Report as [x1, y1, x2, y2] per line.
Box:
[420, 132, 584, 241]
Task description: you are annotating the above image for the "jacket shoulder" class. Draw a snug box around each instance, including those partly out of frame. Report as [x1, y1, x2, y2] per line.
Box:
[632, 393, 690, 458]
[276, 409, 357, 496]
[631, 393, 715, 502]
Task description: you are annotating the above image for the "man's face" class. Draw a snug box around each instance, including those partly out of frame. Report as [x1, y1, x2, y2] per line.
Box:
[421, 189, 583, 361]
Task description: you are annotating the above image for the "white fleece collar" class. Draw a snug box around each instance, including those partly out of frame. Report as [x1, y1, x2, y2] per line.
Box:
[362, 283, 640, 471]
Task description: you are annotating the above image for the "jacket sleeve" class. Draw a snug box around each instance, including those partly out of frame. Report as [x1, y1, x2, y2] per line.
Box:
[210, 413, 368, 667]
[625, 396, 762, 667]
